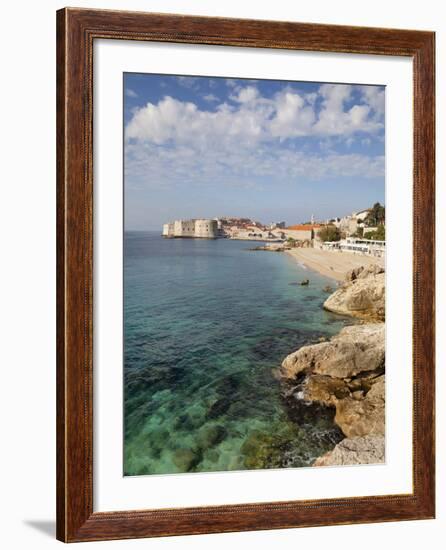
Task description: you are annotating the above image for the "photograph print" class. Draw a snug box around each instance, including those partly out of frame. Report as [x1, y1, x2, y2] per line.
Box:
[123, 73, 386, 476]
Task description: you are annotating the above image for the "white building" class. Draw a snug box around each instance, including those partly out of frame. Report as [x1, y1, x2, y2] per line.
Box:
[339, 215, 358, 236]
[333, 209, 372, 237]
[269, 221, 286, 230]
[322, 237, 385, 258]
[162, 222, 175, 237]
[355, 209, 371, 222]
[162, 219, 218, 239]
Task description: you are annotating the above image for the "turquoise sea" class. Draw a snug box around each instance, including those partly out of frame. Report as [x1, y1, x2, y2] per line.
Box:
[124, 231, 349, 476]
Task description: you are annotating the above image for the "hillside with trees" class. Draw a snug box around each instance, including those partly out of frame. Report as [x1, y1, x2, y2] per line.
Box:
[365, 202, 385, 227]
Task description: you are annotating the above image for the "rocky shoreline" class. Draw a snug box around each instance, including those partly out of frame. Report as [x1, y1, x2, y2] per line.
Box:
[279, 263, 386, 466]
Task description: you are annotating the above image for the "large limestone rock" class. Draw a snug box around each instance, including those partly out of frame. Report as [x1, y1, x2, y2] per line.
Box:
[303, 375, 350, 406]
[313, 435, 385, 466]
[281, 324, 385, 380]
[345, 264, 384, 282]
[334, 375, 385, 437]
[324, 265, 385, 321]
[280, 324, 385, 440]
[280, 264, 386, 466]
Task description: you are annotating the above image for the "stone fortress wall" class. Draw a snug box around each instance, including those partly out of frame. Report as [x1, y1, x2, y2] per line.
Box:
[163, 219, 218, 239]
[194, 219, 218, 238]
[174, 219, 195, 237]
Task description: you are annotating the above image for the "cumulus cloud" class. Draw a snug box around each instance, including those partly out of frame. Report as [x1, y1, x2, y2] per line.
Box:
[126, 95, 266, 147]
[270, 91, 316, 138]
[231, 85, 259, 103]
[125, 88, 138, 98]
[358, 85, 385, 119]
[126, 84, 384, 146]
[176, 76, 199, 89]
[203, 93, 219, 102]
[312, 84, 382, 136]
[125, 83, 384, 190]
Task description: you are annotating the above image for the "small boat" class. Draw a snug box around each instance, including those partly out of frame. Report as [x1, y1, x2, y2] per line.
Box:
[300, 279, 310, 286]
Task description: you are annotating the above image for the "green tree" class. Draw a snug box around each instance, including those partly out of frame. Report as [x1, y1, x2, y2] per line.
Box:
[365, 202, 385, 227]
[318, 225, 341, 242]
[365, 225, 385, 241]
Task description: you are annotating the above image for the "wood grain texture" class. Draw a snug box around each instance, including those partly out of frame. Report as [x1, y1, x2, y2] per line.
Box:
[56, 7, 435, 542]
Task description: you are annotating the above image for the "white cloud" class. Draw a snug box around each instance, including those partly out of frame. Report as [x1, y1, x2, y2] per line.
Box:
[313, 84, 382, 136]
[345, 137, 354, 148]
[203, 93, 219, 102]
[358, 85, 385, 119]
[125, 83, 385, 190]
[126, 95, 267, 147]
[176, 76, 199, 89]
[270, 91, 315, 138]
[125, 138, 384, 191]
[126, 84, 384, 147]
[125, 88, 138, 98]
[231, 86, 259, 103]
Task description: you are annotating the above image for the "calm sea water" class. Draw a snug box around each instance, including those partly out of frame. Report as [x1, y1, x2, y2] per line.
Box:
[124, 231, 348, 476]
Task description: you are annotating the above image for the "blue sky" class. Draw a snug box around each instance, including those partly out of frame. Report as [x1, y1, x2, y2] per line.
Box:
[124, 73, 385, 230]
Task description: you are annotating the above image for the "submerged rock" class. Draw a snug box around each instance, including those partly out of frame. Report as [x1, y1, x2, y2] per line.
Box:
[241, 430, 296, 470]
[196, 424, 227, 449]
[207, 397, 232, 419]
[172, 448, 201, 471]
[174, 411, 205, 431]
[313, 435, 385, 466]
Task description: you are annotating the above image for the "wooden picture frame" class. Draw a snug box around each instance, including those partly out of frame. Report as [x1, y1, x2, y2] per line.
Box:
[56, 7, 435, 542]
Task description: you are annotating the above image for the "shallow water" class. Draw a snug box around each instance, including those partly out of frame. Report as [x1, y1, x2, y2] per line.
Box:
[124, 232, 348, 476]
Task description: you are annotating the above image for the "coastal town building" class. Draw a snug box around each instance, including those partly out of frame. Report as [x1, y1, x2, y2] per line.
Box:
[268, 221, 286, 230]
[283, 224, 323, 241]
[162, 218, 218, 239]
[329, 209, 371, 237]
[355, 209, 371, 222]
[339, 216, 359, 236]
[322, 237, 385, 258]
[162, 208, 384, 248]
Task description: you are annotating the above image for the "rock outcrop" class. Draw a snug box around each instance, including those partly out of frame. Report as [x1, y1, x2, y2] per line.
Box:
[334, 374, 385, 438]
[313, 435, 385, 466]
[281, 323, 385, 381]
[280, 263, 386, 467]
[280, 324, 385, 441]
[323, 264, 385, 321]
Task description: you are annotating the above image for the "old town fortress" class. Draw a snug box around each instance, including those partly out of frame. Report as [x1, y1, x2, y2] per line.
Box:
[162, 219, 219, 239]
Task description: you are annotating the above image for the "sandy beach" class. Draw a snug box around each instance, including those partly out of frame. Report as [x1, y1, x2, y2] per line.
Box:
[285, 248, 385, 282]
